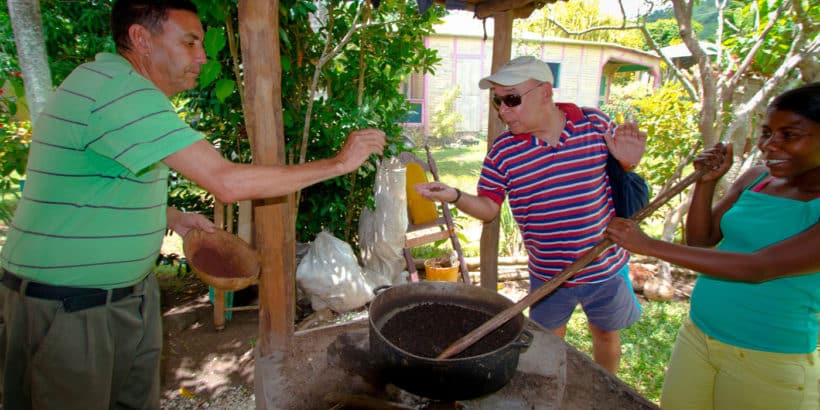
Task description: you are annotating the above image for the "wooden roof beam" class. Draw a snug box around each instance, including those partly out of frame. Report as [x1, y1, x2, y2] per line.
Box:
[474, 0, 547, 19]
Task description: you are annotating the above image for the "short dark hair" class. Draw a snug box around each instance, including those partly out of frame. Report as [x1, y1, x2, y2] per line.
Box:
[768, 82, 820, 124]
[111, 0, 199, 54]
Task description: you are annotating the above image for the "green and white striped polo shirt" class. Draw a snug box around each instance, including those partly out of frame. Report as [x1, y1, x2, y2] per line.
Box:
[1, 52, 202, 288]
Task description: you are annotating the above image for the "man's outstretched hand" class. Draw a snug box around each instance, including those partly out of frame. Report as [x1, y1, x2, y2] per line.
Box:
[335, 128, 386, 173]
[604, 122, 647, 167]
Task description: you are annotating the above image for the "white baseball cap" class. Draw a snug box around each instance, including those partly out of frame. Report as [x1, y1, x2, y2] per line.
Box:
[478, 56, 554, 89]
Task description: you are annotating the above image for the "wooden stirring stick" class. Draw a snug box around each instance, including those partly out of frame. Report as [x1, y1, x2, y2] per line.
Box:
[436, 168, 706, 360]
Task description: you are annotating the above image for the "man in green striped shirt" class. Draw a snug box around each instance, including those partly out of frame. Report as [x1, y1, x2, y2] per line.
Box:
[0, 1, 385, 408]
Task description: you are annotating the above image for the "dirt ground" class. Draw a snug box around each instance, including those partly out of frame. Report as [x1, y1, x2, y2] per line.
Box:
[157, 233, 258, 405]
[158, 273, 256, 401]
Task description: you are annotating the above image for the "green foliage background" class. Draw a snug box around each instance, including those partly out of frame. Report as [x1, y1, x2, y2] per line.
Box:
[520, 0, 645, 49]
[645, 1, 720, 41]
[276, 0, 443, 243]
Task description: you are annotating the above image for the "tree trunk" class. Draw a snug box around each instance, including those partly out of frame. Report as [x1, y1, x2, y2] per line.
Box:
[7, 0, 51, 122]
[671, 0, 719, 147]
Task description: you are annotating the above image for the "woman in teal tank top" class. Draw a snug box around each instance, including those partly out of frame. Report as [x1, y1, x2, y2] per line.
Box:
[606, 82, 820, 410]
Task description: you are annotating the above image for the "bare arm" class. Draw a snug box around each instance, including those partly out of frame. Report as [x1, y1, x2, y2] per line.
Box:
[414, 181, 501, 222]
[163, 128, 385, 203]
[685, 143, 743, 246]
[606, 218, 820, 283]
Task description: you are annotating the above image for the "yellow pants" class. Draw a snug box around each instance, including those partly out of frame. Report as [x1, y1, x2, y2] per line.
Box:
[661, 318, 820, 410]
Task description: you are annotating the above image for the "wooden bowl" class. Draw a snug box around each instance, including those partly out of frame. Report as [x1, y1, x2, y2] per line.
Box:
[183, 229, 260, 291]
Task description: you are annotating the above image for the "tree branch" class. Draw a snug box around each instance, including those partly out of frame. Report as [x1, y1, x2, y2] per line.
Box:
[546, 16, 638, 34]
[544, 9, 699, 100]
[722, 36, 819, 145]
[299, 6, 393, 166]
[788, 0, 820, 82]
[720, 1, 787, 103]
[673, 0, 719, 146]
[224, 9, 248, 162]
[294, 4, 396, 212]
[637, 24, 698, 100]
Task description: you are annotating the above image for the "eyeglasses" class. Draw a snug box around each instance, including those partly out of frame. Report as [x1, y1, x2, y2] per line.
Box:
[492, 83, 543, 108]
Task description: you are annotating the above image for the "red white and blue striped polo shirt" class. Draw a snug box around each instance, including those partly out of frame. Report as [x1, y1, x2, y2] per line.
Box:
[477, 103, 628, 285]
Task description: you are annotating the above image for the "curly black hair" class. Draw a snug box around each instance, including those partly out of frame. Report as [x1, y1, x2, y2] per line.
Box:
[768, 82, 820, 123]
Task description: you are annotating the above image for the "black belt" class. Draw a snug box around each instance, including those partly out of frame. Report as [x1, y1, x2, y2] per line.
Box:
[1, 269, 135, 313]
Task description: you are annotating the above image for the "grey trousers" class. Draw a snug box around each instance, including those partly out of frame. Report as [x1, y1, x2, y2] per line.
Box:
[0, 273, 162, 410]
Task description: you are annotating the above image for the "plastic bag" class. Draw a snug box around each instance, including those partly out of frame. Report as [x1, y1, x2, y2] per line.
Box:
[295, 231, 374, 313]
[358, 157, 409, 288]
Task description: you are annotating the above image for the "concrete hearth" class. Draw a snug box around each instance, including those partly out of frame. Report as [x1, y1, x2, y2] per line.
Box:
[254, 319, 658, 409]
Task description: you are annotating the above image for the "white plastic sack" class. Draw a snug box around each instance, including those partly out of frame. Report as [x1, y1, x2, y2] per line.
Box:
[295, 231, 374, 313]
[358, 157, 409, 288]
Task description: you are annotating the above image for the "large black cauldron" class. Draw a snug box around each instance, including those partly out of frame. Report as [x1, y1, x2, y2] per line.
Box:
[368, 281, 532, 401]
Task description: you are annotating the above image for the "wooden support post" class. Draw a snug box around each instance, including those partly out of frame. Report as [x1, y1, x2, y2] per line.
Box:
[238, 0, 294, 354]
[226, 203, 234, 233]
[237, 200, 252, 242]
[213, 288, 226, 331]
[480, 10, 513, 292]
[214, 200, 225, 229]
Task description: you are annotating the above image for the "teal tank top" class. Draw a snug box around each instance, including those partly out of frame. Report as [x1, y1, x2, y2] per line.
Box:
[689, 173, 820, 353]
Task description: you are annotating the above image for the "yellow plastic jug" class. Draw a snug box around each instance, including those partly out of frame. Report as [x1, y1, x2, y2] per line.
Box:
[405, 162, 439, 225]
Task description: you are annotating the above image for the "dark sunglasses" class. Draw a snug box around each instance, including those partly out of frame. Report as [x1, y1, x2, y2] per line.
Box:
[492, 83, 543, 108]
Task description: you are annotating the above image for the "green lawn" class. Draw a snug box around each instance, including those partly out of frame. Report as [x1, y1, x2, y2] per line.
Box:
[564, 301, 688, 403]
[417, 145, 487, 192]
[417, 142, 688, 404]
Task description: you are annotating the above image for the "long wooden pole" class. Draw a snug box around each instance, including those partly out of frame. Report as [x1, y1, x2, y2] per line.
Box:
[479, 10, 513, 291]
[437, 169, 706, 359]
[237, 0, 294, 354]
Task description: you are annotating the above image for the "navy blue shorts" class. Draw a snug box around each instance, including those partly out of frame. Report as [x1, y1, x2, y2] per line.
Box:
[528, 265, 642, 331]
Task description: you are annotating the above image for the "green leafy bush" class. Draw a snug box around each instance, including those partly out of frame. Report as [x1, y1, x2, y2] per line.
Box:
[0, 76, 30, 223]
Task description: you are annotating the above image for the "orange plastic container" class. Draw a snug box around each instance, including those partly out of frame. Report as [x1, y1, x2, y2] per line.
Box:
[424, 257, 459, 282]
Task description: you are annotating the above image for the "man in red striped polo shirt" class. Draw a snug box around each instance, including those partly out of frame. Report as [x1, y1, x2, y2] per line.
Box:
[415, 55, 647, 374]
